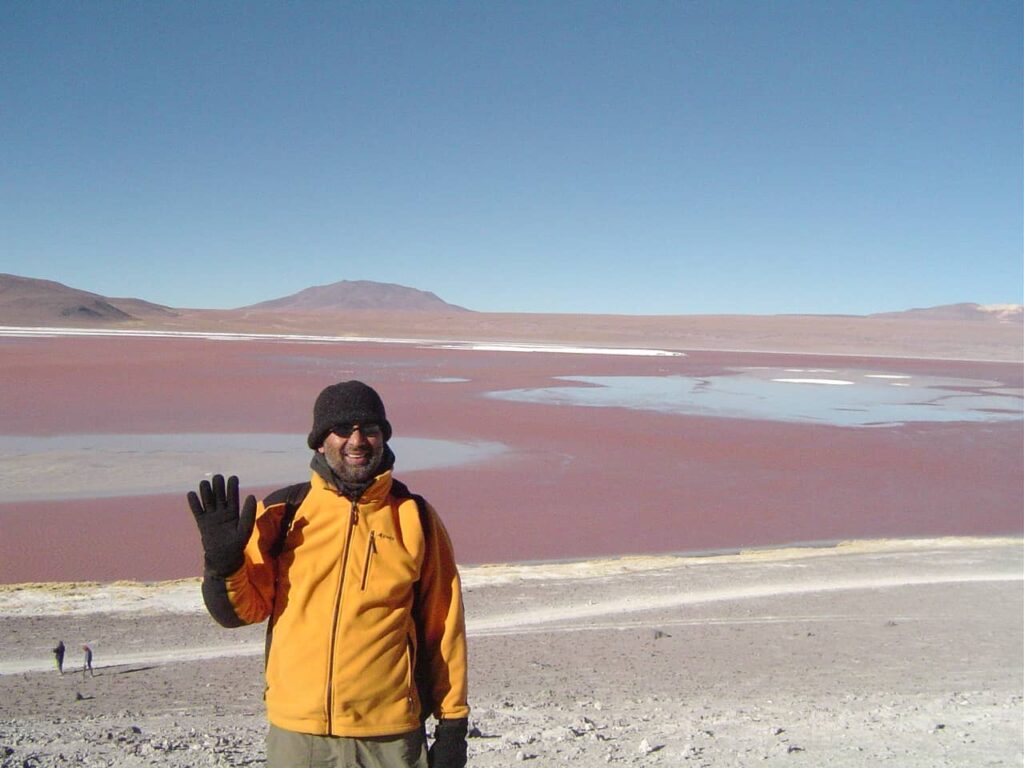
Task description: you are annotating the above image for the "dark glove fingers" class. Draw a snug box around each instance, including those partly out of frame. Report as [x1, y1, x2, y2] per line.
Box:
[238, 494, 258, 541]
[186, 490, 204, 519]
[198, 478, 215, 513]
[211, 474, 227, 512]
[226, 475, 241, 516]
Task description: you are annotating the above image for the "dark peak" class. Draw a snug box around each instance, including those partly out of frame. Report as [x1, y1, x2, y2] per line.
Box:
[60, 301, 133, 321]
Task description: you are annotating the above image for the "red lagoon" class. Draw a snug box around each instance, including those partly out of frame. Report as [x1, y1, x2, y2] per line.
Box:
[1, 335, 1021, 582]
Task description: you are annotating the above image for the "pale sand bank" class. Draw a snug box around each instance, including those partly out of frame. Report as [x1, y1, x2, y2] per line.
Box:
[1, 538, 1021, 766]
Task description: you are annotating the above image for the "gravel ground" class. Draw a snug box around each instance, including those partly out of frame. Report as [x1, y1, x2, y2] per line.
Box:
[2, 539, 1021, 767]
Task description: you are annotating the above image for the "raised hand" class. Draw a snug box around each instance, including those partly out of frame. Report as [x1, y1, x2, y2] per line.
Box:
[187, 474, 257, 577]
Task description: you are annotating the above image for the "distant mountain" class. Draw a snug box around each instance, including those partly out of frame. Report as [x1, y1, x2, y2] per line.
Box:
[2, 273, 1017, 334]
[0, 273, 177, 324]
[871, 303, 1023, 324]
[0, 274, 467, 324]
[240, 279, 470, 312]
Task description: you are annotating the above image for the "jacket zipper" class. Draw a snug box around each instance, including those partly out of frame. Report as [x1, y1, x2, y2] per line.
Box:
[361, 531, 377, 591]
[325, 499, 359, 734]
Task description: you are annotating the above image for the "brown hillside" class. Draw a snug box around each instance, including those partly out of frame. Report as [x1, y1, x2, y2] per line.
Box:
[872, 303, 1024, 324]
[241, 279, 468, 312]
[0, 274, 176, 325]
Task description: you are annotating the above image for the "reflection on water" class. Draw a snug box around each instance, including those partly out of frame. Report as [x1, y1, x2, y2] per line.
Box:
[487, 368, 1024, 427]
[0, 434, 505, 502]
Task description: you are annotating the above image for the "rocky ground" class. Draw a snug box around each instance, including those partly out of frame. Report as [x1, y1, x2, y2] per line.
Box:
[1, 539, 1021, 767]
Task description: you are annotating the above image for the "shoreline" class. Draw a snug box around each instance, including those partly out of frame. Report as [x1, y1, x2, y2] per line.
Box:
[2, 533, 1019, 595]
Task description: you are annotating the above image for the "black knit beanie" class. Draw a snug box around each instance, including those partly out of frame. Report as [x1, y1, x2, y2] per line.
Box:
[307, 380, 392, 449]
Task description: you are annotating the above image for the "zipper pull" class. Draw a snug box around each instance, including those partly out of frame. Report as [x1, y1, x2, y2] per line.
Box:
[361, 531, 377, 592]
[350, 501, 359, 525]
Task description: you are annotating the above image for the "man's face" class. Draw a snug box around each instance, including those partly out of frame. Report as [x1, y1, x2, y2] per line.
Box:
[318, 423, 385, 485]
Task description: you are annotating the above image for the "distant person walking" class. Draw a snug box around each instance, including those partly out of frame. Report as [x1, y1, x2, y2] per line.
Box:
[188, 380, 469, 768]
[82, 645, 93, 677]
[52, 640, 65, 675]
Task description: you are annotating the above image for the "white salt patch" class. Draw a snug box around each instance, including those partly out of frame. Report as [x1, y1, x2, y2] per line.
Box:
[428, 342, 682, 357]
[0, 327, 683, 358]
[865, 374, 912, 380]
[0, 581, 205, 617]
[771, 378, 855, 386]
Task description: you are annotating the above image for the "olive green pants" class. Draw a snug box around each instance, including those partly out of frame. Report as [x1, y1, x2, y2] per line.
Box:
[266, 724, 429, 768]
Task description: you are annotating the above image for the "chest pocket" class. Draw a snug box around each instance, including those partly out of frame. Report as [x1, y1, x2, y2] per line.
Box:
[357, 486, 428, 603]
[357, 525, 418, 603]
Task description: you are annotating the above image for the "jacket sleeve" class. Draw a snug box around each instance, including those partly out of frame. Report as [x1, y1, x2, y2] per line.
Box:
[201, 498, 286, 628]
[413, 502, 470, 721]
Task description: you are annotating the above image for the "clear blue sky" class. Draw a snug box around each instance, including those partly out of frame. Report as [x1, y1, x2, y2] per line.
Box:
[2, 1, 1021, 315]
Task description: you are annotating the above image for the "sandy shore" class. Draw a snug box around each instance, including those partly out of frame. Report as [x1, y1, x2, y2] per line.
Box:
[1, 537, 1021, 767]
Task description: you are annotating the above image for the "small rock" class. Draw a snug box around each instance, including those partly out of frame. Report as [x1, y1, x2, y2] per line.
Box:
[574, 717, 596, 732]
[638, 738, 655, 755]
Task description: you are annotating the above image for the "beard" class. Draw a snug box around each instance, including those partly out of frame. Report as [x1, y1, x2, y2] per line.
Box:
[324, 440, 384, 486]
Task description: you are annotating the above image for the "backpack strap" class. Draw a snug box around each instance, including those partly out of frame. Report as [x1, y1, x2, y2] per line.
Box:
[390, 478, 429, 531]
[393, 479, 439, 722]
[263, 481, 311, 666]
[267, 481, 312, 558]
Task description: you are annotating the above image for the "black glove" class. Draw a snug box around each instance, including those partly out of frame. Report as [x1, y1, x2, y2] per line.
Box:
[428, 718, 468, 768]
[187, 474, 257, 578]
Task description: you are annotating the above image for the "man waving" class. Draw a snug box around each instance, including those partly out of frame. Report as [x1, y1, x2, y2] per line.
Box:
[189, 381, 469, 768]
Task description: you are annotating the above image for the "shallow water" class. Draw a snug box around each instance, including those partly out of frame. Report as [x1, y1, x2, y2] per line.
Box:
[486, 367, 1024, 427]
[0, 433, 506, 502]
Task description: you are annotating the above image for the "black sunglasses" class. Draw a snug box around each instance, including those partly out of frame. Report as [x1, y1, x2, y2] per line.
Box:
[330, 423, 383, 439]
